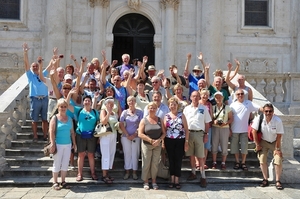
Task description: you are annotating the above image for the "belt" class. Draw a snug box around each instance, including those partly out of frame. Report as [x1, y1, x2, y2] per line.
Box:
[33, 96, 47, 100]
[263, 140, 276, 144]
[189, 129, 203, 133]
[49, 97, 57, 100]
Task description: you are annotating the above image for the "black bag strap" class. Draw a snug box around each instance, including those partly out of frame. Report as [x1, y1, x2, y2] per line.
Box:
[213, 104, 225, 120]
[257, 113, 264, 132]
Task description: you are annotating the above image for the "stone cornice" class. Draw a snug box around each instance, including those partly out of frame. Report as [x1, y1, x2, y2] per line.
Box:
[160, 0, 180, 10]
[89, 0, 109, 8]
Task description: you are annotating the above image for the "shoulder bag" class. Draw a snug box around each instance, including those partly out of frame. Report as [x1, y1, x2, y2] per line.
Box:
[44, 115, 57, 156]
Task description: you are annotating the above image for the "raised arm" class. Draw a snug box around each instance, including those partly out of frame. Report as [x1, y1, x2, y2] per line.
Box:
[197, 52, 205, 70]
[204, 63, 211, 87]
[229, 59, 240, 81]
[37, 56, 47, 83]
[79, 73, 89, 94]
[184, 53, 192, 77]
[22, 43, 30, 71]
[225, 62, 236, 90]
[70, 54, 80, 73]
[100, 60, 108, 85]
[124, 69, 134, 96]
[50, 69, 62, 99]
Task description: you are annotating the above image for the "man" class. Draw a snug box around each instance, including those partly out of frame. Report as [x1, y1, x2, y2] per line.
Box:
[226, 60, 253, 101]
[116, 53, 135, 80]
[183, 91, 211, 188]
[80, 62, 98, 87]
[144, 65, 157, 93]
[184, 53, 205, 96]
[22, 43, 49, 142]
[143, 91, 169, 119]
[252, 103, 284, 190]
[168, 64, 188, 90]
[230, 89, 261, 171]
[148, 76, 171, 105]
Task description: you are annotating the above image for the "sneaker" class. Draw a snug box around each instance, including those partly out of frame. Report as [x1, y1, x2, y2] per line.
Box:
[221, 163, 226, 170]
[211, 162, 217, 169]
[123, 173, 130, 180]
[187, 173, 197, 181]
[200, 178, 207, 188]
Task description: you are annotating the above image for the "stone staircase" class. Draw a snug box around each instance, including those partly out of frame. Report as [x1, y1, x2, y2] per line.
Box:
[0, 118, 266, 187]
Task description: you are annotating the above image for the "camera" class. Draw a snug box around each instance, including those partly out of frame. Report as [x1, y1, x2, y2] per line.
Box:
[59, 54, 64, 58]
[217, 120, 223, 126]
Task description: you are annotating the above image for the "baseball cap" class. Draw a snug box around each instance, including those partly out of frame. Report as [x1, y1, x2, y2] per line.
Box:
[64, 74, 73, 80]
[214, 91, 223, 97]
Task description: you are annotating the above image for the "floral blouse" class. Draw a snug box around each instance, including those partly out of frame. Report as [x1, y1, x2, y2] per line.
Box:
[165, 112, 186, 139]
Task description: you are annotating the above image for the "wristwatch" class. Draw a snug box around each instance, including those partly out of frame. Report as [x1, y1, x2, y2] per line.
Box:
[275, 147, 281, 151]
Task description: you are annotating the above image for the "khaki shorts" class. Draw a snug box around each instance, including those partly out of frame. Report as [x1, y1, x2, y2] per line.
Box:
[76, 134, 97, 153]
[257, 139, 283, 165]
[185, 131, 205, 158]
[230, 133, 248, 154]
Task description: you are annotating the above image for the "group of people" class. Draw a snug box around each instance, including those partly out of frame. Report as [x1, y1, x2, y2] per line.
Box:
[23, 42, 284, 191]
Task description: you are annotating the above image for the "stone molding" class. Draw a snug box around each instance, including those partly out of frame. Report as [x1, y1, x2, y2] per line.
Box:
[160, 0, 180, 10]
[128, 0, 141, 10]
[240, 58, 278, 73]
[0, 53, 19, 68]
[89, 0, 110, 8]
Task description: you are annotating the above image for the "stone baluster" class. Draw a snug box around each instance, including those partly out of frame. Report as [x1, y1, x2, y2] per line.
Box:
[255, 78, 266, 96]
[274, 77, 284, 102]
[265, 78, 276, 102]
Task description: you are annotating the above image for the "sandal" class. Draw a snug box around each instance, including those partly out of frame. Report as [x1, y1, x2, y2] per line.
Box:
[233, 162, 240, 170]
[275, 181, 284, 190]
[61, 181, 71, 189]
[196, 164, 200, 170]
[143, 183, 150, 190]
[108, 175, 114, 181]
[52, 182, 61, 190]
[152, 183, 159, 190]
[259, 179, 269, 187]
[76, 174, 83, 182]
[102, 176, 112, 184]
[168, 183, 174, 188]
[175, 183, 181, 189]
[91, 173, 98, 180]
[240, 163, 248, 171]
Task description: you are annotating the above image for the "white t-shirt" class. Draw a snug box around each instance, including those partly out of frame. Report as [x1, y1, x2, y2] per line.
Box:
[183, 104, 212, 131]
[44, 77, 56, 99]
[251, 114, 284, 143]
[230, 100, 260, 133]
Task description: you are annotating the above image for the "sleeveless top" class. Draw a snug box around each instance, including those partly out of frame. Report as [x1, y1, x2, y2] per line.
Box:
[56, 116, 72, 145]
[165, 112, 186, 139]
[143, 117, 162, 145]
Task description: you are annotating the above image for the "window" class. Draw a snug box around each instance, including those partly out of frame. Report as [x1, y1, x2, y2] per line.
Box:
[245, 0, 268, 26]
[0, 0, 20, 20]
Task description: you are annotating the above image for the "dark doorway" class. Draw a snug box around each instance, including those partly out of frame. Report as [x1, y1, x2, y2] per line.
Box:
[112, 13, 155, 66]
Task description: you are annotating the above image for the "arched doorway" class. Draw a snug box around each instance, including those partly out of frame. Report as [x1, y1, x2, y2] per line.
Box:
[112, 13, 155, 65]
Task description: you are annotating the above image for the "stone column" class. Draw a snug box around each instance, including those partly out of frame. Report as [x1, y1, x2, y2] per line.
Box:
[90, 0, 110, 58]
[161, 0, 179, 71]
[200, 0, 222, 75]
[43, 0, 67, 65]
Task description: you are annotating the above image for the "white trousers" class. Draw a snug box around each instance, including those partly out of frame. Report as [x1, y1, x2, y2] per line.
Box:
[121, 137, 141, 170]
[100, 132, 117, 170]
[52, 144, 71, 173]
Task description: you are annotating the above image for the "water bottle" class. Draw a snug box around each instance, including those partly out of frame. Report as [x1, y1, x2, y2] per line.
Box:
[268, 158, 274, 181]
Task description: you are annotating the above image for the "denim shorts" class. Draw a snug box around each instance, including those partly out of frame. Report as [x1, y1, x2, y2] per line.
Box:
[30, 96, 48, 122]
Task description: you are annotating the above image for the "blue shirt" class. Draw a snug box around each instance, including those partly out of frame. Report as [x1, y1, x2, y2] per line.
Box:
[188, 73, 204, 97]
[26, 70, 49, 97]
[55, 116, 73, 145]
[74, 106, 99, 134]
[104, 81, 127, 111]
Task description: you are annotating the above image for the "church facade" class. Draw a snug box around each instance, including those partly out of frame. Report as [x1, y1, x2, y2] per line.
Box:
[0, 0, 300, 113]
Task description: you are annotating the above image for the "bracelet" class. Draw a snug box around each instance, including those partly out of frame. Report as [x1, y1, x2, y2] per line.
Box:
[185, 140, 189, 143]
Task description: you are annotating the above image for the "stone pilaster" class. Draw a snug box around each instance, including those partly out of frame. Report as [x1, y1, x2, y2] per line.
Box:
[161, 0, 180, 10]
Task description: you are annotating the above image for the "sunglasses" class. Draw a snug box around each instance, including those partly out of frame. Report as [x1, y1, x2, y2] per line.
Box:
[236, 93, 244, 96]
[63, 87, 71, 90]
[114, 79, 121, 82]
[36, 76, 41, 82]
[264, 110, 273, 113]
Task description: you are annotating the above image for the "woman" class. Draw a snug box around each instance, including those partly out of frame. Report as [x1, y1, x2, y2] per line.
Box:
[211, 91, 233, 170]
[67, 90, 99, 181]
[173, 83, 189, 112]
[134, 79, 150, 110]
[138, 102, 166, 190]
[99, 97, 119, 184]
[120, 96, 143, 180]
[198, 89, 213, 169]
[49, 99, 76, 190]
[163, 97, 189, 189]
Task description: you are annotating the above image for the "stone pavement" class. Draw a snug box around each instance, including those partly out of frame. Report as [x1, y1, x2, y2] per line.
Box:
[0, 183, 299, 199]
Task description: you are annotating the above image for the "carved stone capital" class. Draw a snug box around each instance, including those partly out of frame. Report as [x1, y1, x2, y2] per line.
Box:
[128, 0, 141, 11]
[89, 0, 110, 8]
[160, 0, 180, 10]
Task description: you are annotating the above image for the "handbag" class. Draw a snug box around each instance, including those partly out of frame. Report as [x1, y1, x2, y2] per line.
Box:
[248, 114, 263, 142]
[94, 123, 113, 137]
[156, 159, 170, 180]
[43, 115, 57, 157]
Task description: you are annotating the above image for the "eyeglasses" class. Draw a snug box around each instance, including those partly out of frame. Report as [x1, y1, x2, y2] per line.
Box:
[36, 76, 41, 82]
[114, 79, 121, 82]
[152, 81, 159, 84]
[193, 70, 201, 73]
[236, 93, 244, 96]
[264, 110, 273, 113]
[63, 87, 71, 90]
